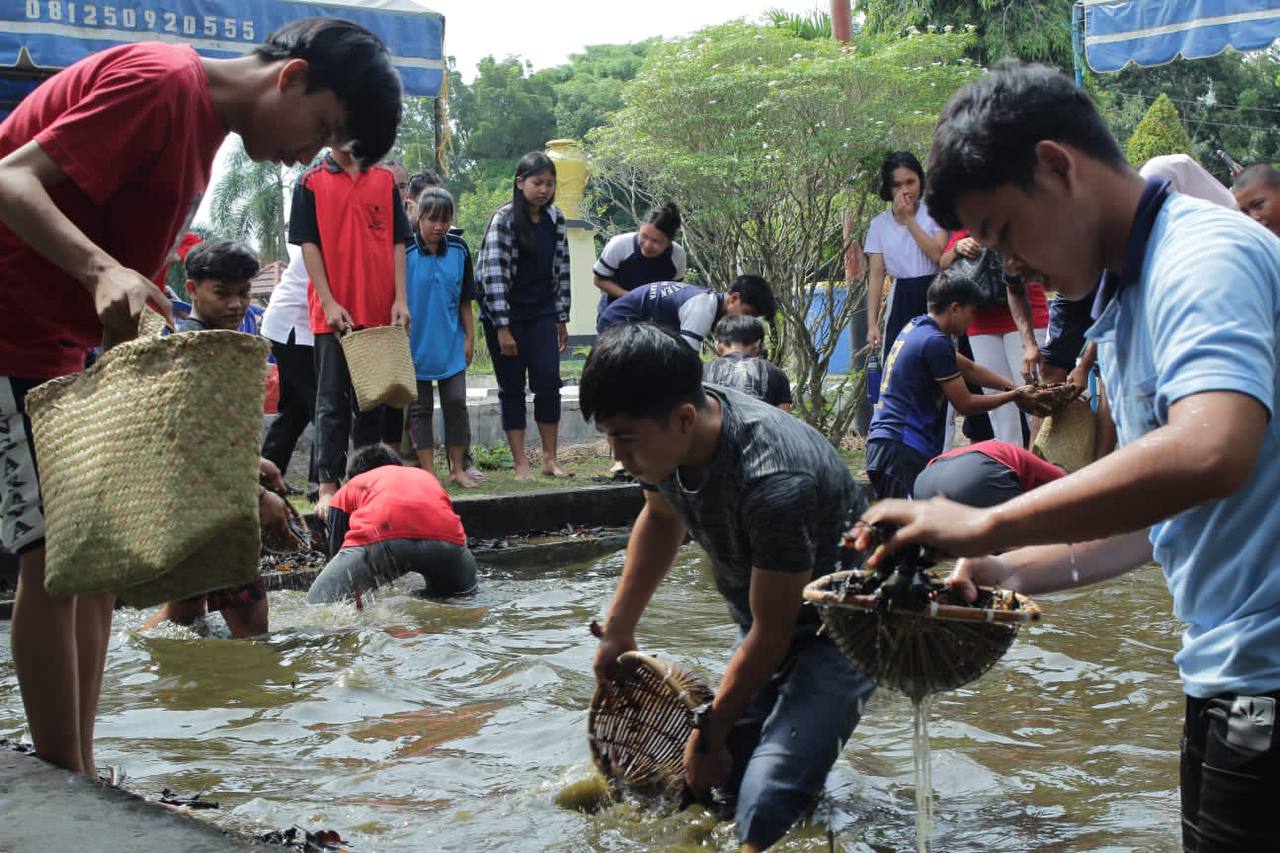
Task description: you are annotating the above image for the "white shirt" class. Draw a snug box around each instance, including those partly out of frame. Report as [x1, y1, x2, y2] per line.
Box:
[863, 202, 943, 280]
[1139, 154, 1237, 210]
[260, 244, 314, 346]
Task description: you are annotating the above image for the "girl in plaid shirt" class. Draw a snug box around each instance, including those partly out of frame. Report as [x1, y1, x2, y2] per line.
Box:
[476, 152, 573, 479]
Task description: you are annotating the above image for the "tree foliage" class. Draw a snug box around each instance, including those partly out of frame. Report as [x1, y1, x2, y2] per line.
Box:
[1125, 92, 1193, 165]
[591, 22, 977, 440]
[857, 0, 1074, 69]
[206, 137, 295, 264]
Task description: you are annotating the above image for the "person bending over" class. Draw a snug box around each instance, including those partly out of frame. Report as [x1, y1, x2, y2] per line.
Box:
[583, 323, 874, 852]
[307, 443, 476, 603]
[703, 315, 792, 411]
[597, 275, 776, 352]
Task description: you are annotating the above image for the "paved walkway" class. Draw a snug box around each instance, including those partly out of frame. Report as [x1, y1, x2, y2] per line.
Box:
[0, 747, 255, 851]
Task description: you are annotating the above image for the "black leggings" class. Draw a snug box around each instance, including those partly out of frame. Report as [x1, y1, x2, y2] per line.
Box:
[1181, 691, 1280, 851]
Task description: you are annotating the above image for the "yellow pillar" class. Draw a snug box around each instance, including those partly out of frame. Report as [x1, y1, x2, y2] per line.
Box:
[545, 139, 598, 341]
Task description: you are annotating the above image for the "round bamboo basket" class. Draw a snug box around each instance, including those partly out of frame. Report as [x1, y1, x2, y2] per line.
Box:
[804, 571, 1040, 701]
[588, 651, 714, 803]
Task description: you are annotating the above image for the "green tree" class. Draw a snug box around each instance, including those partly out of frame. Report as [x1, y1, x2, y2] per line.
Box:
[591, 22, 977, 440]
[857, 0, 1074, 69]
[762, 7, 837, 40]
[1125, 92, 1194, 164]
[206, 137, 295, 264]
[534, 41, 655, 141]
[388, 95, 438, 175]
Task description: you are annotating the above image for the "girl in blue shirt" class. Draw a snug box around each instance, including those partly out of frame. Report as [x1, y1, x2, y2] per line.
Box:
[406, 188, 478, 489]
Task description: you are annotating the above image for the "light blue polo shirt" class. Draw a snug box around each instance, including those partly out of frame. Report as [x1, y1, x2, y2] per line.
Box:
[1087, 190, 1280, 698]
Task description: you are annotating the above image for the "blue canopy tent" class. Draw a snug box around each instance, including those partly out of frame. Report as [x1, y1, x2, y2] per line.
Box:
[1076, 0, 1280, 75]
[0, 0, 444, 116]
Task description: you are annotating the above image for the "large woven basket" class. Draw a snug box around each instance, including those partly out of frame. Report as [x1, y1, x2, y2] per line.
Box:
[804, 571, 1040, 702]
[1033, 396, 1096, 473]
[588, 651, 714, 804]
[339, 325, 417, 411]
[26, 313, 269, 607]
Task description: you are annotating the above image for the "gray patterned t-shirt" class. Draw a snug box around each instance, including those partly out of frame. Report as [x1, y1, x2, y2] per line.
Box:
[645, 386, 868, 627]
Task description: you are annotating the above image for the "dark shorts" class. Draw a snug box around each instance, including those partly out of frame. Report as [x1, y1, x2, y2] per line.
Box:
[1040, 288, 1097, 370]
[1181, 690, 1280, 851]
[0, 377, 45, 556]
[865, 438, 929, 500]
[913, 451, 1024, 508]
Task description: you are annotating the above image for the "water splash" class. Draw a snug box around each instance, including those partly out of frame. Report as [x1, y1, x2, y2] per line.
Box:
[912, 695, 934, 853]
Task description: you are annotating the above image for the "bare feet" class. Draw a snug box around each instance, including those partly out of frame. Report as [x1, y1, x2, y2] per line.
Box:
[541, 463, 574, 479]
[449, 470, 479, 489]
[314, 482, 337, 518]
[465, 466, 487, 482]
[513, 465, 535, 481]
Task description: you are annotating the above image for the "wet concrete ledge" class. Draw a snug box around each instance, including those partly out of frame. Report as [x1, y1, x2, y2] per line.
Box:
[0, 746, 256, 851]
[450, 482, 643, 540]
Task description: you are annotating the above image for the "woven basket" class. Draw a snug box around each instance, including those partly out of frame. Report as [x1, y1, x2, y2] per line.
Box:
[1033, 397, 1096, 473]
[339, 325, 417, 411]
[804, 571, 1040, 702]
[26, 315, 269, 608]
[588, 651, 714, 803]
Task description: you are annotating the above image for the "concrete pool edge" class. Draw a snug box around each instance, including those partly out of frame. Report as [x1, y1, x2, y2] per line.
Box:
[0, 744, 259, 851]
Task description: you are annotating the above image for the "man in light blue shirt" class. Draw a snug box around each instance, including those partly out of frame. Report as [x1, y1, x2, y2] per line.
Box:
[853, 61, 1280, 851]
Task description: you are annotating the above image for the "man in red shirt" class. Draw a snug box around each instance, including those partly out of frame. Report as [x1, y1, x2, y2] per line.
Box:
[289, 145, 411, 515]
[913, 440, 1065, 507]
[0, 19, 402, 775]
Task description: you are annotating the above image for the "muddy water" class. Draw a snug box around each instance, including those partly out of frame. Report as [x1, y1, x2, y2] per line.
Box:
[0, 550, 1182, 851]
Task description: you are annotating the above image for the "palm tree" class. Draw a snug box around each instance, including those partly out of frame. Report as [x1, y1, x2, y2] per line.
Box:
[763, 7, 836, 40]
[207, 137, 296, 263]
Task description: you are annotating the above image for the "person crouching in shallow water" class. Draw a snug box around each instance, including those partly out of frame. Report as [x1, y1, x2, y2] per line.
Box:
[142, 238, 293, 638]
[582, 323, 875, 851]
[307, 444, 477, 603]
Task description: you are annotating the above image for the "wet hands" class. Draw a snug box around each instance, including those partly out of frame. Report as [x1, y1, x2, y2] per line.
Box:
[946, 556, 1015, 604]
[591, 628, 636, 689]
[259, 489, 292, 542]
[853, 496, 998, 568]
[91, 263, 174, 339]
[683, 728, 731, 795]
[258, 458, 287, 494]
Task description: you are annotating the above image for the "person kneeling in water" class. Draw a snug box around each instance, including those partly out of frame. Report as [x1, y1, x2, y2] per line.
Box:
[307, 444, 478, 603]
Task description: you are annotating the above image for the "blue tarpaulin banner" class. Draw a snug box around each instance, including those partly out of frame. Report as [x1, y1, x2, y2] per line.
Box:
[1082, 0, 1280, 72]
[0, 0, 445, 95]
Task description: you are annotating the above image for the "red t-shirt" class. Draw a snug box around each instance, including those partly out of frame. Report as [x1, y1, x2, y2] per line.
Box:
[0, 43, 225, 379]
[331, 465, 467, 548]
[931, 440, 1065, 492]
[288, 155, 411, 334]
[943, 230, 1049, 337]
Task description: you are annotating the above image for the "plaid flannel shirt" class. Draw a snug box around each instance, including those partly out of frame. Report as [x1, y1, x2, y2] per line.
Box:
[476, 201, 571, 327]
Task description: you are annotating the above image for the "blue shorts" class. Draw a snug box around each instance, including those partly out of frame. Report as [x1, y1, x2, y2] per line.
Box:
[723, 627, 875, 848]
[1039, 288, 1097, 370]
[865, 438, 929, 500]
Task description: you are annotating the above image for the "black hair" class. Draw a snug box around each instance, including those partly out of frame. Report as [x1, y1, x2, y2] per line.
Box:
[713, 314, 765, 346]
[408, 168, 444, 198]
[415, 187, 456, 255]
[1233, 163, 1280, 191]
[728, 274, 777, 323]
[878, 151, 926, 202]
[184, 239, 260, 282]
[925, 60, 1128, 232]
[510, 151, 557, 254]
[580, 323, 708, 423]
[255, 18, 403, 167]
[346, 443, 403, 479]
[641, 201, 682, 240]
[927, 267, 983, 313]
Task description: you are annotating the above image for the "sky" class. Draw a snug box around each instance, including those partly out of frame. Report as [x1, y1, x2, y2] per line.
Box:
[197, 0, 827, 224]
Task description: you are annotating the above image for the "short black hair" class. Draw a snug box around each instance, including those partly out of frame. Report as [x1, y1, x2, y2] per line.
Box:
[346, 443, 402, 479]
[580, 323, 707, 423]
[255, 18, 403, 167]
[416, 187, 455, 223]
[713, 314, 765, 346]
[925, 61, 1127, 232]
[408, 168, 444, 198]
[641, 201, 681, 240]
[927, 267, 983, 313]
[879, 151, 926, 202]
[1233, 163, 1280, 192]
[729, 274, 777, 322]
[184, 239, 259, 282]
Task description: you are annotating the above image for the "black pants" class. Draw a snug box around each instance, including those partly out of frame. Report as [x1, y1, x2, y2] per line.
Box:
[313, 332, 388, 483]
[353, 403, 404, 449]
[262, 332, 317, 484]
[864, 438, 928, 500]
[482, 316, 562, 431]
[1182, 691, 1280, 851]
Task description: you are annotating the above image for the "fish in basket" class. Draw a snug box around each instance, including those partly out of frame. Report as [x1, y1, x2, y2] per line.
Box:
[803, 529, 1040, 702]
[587, 645, 715, 806]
